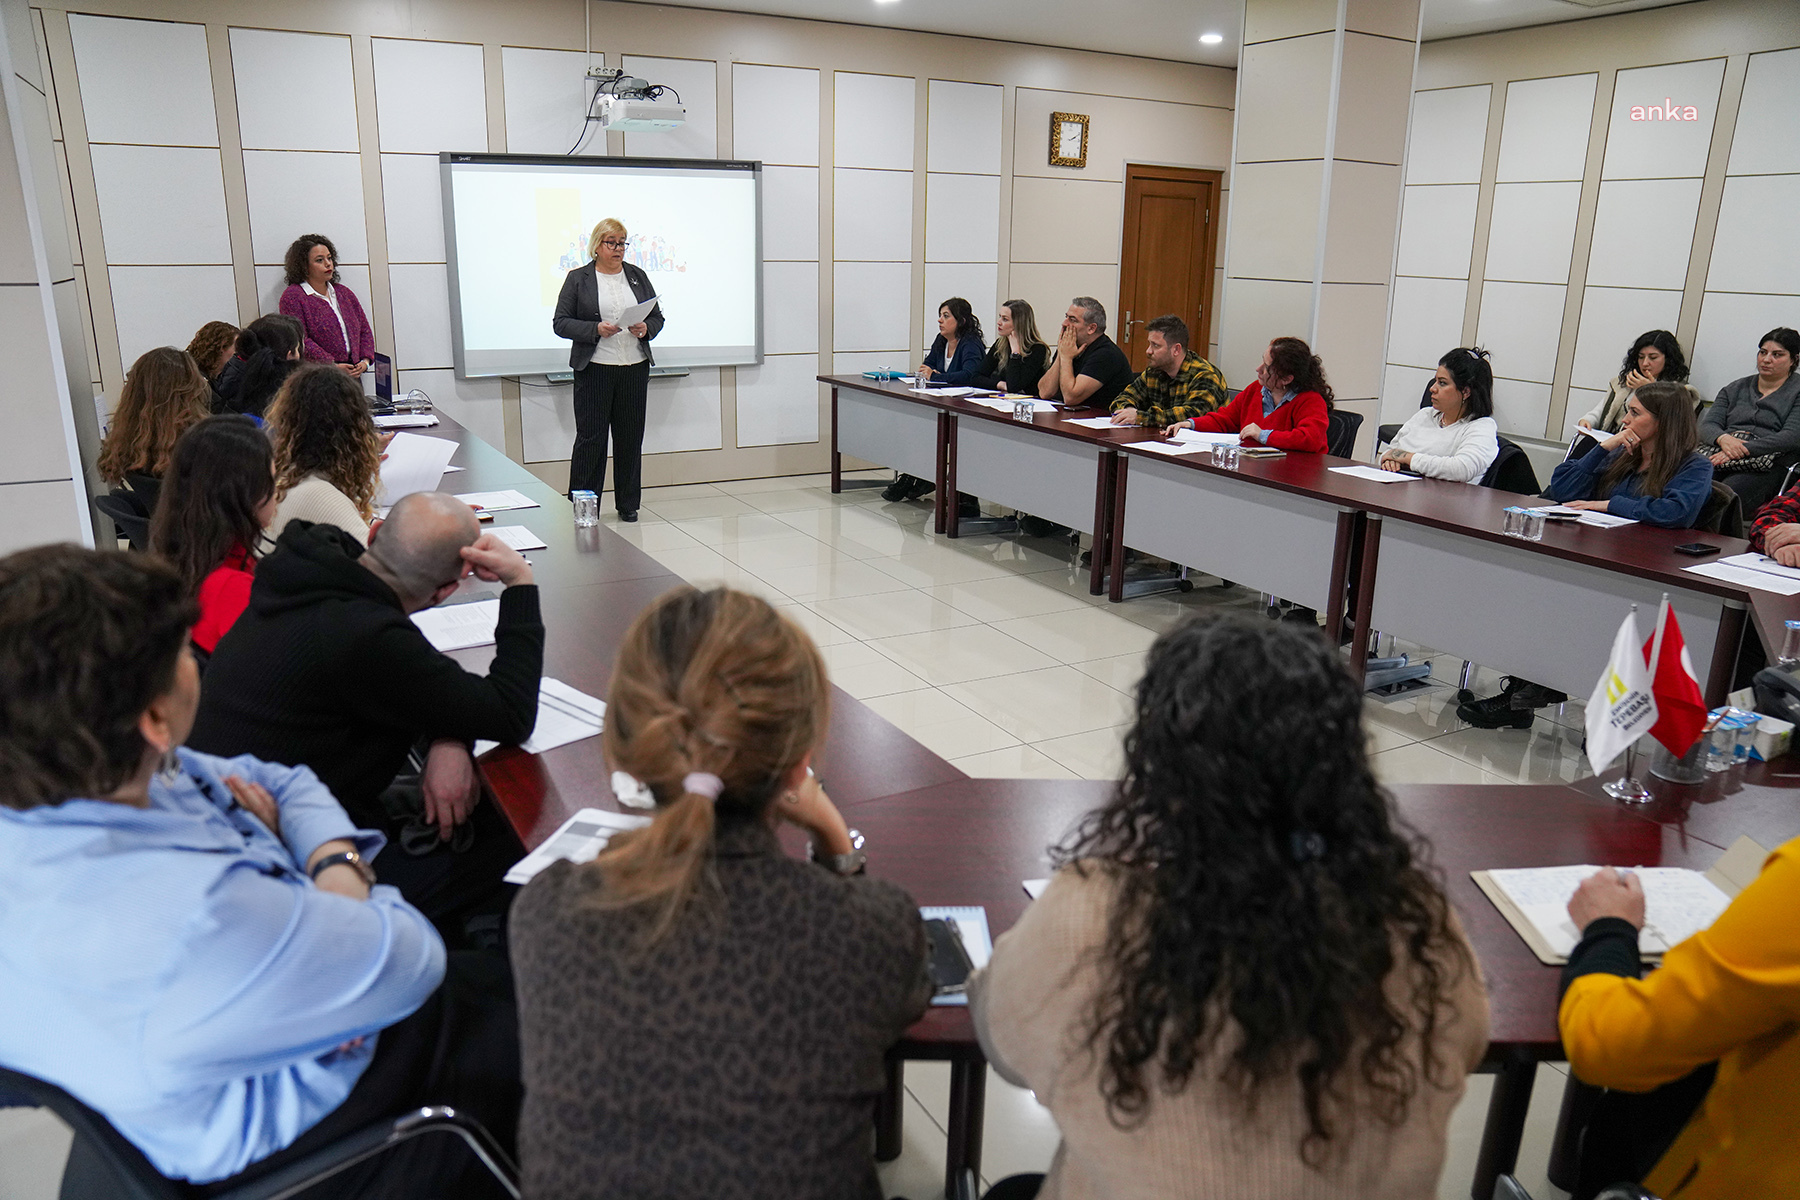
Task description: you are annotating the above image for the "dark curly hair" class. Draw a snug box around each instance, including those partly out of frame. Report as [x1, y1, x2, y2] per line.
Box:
[1267, 336, 1335, 408]
[284, 233, 341, 288]
[0, 545, 196, 810]
[938, 296, 985, 345]
[232, 314, 303, 419]
[150, 415, 272, 597]
[266, 364, 382, 521]
[1619, 330, 1689, 388]
[1055, 614, 1472, 1164]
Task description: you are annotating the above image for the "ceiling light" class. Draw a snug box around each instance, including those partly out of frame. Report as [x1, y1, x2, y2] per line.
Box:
[1199, 32, 1223, 44]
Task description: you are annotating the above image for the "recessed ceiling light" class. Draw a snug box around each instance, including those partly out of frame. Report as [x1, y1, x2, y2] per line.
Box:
[1199, 32, 1224, 44]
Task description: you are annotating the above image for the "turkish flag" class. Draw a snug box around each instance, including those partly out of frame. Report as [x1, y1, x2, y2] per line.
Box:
[1641, 602, 1708, 756]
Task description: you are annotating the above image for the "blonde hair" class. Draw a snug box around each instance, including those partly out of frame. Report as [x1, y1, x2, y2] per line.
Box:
[587, 218, 628, 259]
[591, 587, 830, 940]
[96, 347, 212, 485]
[995, 299, 1047, 371]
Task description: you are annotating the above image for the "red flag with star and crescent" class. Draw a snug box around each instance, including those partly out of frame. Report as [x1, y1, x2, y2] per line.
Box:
[1641, 601, 1707, 756]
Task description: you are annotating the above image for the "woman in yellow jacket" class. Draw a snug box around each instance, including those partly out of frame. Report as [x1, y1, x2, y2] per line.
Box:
[1558, 837, 1800, 1199]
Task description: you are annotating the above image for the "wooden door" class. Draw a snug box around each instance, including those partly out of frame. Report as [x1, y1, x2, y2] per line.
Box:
[1116, 165, 1222, 372]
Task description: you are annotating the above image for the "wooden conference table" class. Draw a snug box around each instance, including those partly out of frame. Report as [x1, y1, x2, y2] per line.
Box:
[421, 410, 1798, 1199]
[824, 372, 1800, 706]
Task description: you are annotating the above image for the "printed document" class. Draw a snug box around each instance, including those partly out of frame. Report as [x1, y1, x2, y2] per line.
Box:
[474, 677, 605, 757]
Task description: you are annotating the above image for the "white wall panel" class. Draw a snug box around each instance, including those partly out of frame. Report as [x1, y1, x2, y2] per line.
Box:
[833, 168, 912, 261]
[921, 264, 998, 351]
[737, 353, 822, 446]
[1491, 377, 1552, 437]
[760, 166, 818, 260]
[833, 261, 911, 352]
[90, 145, 230, 264]
[645, 368, 726, 455]
[0, 481, 86, 555]
[1563, 387, 1605, 438]
[831, 350, 913, 376]
[1727, 48, 1800, 177]
[502, 47, 601, 156]
[243, 151, 368, 264]
[231, 29, 357, 152]
[762, 260, 818, 354]
[382, 154, 446, 264]
[1583, 178, 1701, 290]
[109, 266, 237, 367]
[397, 367, 505, 449]
[1386, 275, 1468, 369]
[1477, 280, 1566, 385]
[621, 56, 718, 160]
[1706, 174, 1800, 294]
[1009, 264, 1121, 333]
[1483, 181, 1581, 284]
[1691, 292, 1800, 400]
[835, 72, 915, 171]
[68, 16, 216, 146]
[0, 288, 70, 478]
[1602, 59, 1725, 180]
[1405, 85, 1490, 185]
[925, 172, 1000, 263]
[1569, 285, 1682, 393]
[1394, 184, 1478, 278]
[926, 80, 1001, 175]
[1009, 176, 1124, 266]
[1379, 363, 1434, 425]
[733, 65, 819, 166]
[388, 262, 453, 369]
[254, 264, 372, 330]
[1495, 74, 1597, 183]
[374, 39, 487, 155]
[1013, 88, 1232, 185]
[522, 382, 576, 463]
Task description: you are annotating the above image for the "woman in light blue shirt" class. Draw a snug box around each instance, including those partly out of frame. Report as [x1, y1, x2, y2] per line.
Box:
[0, 546, 514, 1194]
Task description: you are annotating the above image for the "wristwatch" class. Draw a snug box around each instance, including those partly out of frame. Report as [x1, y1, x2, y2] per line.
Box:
[810, 828, 867, 876]
[309, 849, 377, 887]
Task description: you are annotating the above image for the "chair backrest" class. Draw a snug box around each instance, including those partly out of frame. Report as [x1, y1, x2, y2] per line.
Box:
[1566, 430, 1602, 462]
[1492, 1174, 1535, 1200]
[1326, 409, 1364, 458]
[0, 1067, 182, 1200]
[1479, 437, 1542, 495]
[96, 493, 152, 552]
[1780, 460, 1800, 499]
[1696, 481, 1743, 537]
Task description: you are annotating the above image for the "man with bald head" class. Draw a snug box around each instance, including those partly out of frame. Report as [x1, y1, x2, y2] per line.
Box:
[190, 492, 543, 941]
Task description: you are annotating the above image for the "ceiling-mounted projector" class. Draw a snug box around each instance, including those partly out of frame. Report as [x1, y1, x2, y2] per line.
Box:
[597, 93, 686, 133]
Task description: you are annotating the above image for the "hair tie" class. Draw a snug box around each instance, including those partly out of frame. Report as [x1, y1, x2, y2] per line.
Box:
[682, 772, 725, 800]
[1291, 831, 1327, 863]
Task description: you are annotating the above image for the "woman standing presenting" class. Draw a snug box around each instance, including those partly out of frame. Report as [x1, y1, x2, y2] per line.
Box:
[552, 218, 664, 522]
[278, 234, 376, 376]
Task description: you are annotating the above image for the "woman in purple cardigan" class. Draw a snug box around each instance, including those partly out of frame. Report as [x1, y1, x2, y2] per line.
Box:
[278, 234, 376, 378]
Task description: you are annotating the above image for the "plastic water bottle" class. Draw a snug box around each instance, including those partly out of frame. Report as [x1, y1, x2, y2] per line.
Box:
[1780, 619, 1800, 671]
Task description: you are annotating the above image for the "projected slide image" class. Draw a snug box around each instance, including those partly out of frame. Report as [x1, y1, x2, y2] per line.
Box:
[447, 160, 759, 376]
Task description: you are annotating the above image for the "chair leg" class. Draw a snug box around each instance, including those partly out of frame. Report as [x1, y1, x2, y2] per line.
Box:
[1460, 660, 1476, 691]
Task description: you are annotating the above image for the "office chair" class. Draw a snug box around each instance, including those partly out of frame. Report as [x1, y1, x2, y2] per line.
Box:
[1696, 481, 1743, 537]
[0, 1066, 520, 1200]
[1481, 437, 1541, 495]
[1326, 409, 1363, 458]
[95, 492, 151, 552]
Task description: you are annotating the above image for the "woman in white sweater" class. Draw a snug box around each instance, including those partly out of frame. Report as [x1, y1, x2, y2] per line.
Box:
[266, 365, 384, 545]
[1379, 347, 1499, 483]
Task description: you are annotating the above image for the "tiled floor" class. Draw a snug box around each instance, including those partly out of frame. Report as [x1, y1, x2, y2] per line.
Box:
[0, 470, 1593, 1199]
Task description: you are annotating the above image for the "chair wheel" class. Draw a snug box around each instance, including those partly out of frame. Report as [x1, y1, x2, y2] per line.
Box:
[1177, 579, 1194, 592]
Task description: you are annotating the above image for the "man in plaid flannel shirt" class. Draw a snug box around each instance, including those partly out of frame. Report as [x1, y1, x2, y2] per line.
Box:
[1108, 314, 1230, 430]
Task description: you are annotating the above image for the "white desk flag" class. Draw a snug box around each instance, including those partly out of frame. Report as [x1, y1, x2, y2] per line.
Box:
[1585, 610, 1660, 774]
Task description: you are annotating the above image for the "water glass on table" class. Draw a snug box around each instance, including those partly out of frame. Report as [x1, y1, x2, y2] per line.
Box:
[1502, 507, 1525, 537]
[571, 489, 599, 528]
[1012, 399, 1035, 423]
[1213, 443, 1240, 470]
[1521, 509, 1546, 541]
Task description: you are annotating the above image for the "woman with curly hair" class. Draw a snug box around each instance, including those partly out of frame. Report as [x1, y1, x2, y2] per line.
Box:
[1574, 329, 1695, 435]
[96, 346, 212, 488]
[278, 233, 376, 376]
[183, 319, 240, 382]
[1168, 335, 1334, 452]
[970, 614, 1488, 1199]
[266, 365, 383, 545]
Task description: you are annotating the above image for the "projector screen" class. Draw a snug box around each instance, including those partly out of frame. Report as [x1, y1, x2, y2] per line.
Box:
[441, 154, 762, 377]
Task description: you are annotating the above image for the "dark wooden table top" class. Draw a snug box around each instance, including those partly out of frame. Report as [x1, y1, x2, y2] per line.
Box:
[820, 373, 1162, 450]
[1573, 758, 1800, 857]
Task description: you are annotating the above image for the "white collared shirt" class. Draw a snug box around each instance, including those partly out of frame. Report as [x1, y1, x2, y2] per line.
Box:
[302, 280, 351, 360]
[592, 265, 646, 367]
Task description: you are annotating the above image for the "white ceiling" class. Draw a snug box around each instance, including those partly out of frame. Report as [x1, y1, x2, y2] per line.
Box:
[635, 0, 1698, 66]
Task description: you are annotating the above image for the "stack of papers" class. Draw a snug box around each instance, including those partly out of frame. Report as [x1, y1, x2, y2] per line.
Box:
[1330, 465, 1414, 483]
[411, 598, 500, 651]
[1685, 553, 1800, 596]
[372, 413, 438, 429]
[1023, 878, 1049, 899]
[454, 489, 539, 512]
[1528, 505, 1637, 529]
[376, 432, 458, 506]
[474, 678, 606, 756]
[921, 906, 993, 1006]
[966, 395, 1058, 413]
[1170, 429, 1243, 447]
[910, 385, 982, 398]
[504, 808, 652, 885]
[487, 525, 548, 551]
[1063, 415, 1124, 429]
[1134, 440, 1207, 457]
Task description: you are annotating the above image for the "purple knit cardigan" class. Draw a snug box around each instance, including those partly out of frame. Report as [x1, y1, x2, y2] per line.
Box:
[278, 283, 377, 366]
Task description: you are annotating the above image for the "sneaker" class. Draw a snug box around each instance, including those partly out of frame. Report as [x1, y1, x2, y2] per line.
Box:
[904, 477, 936, 501]
[881, 474, 916, 502]
[1507, 681, 1568, 710]
[1457, 698, 1535, 730]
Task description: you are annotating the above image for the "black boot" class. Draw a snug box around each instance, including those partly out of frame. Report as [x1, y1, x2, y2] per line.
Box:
[882, 474, 916, 502]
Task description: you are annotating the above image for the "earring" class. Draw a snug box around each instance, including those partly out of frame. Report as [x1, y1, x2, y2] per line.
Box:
[155, 746, 180, 783]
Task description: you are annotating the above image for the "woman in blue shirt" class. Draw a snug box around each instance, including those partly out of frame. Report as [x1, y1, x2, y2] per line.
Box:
[920, 296, 986, 385]
[1548, 381, 1714, 528]
[0, 546, 515, 1196]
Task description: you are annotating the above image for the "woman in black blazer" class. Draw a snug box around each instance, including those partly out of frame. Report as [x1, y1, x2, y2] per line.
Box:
[551, 218, 665, 521]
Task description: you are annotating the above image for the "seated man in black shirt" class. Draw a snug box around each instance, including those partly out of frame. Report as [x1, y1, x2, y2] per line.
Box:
[189, 490, 544, 946]
[1039, 296, 1135, 409]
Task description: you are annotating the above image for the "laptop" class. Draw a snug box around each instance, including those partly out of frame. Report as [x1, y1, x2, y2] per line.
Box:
[372, 351, 394, 405]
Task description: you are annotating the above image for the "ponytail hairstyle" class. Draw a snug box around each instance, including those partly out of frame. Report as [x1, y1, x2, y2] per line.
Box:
[1436, 347, 1494, 421]
[234, 314, 304, 418]
[590, 586, 831, 941]
[1267, 337, 1335, 409]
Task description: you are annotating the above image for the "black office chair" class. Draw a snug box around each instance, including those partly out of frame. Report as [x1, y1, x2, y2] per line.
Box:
[1325, 409, 1363, 458]
[1480, 436, 1542, 495]
[0, 1065, 520, 1200]
[1696, 481, 1744, 537]
[95, 492, 152, 552]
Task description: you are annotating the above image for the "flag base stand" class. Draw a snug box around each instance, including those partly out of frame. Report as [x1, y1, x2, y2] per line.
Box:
[1602, 741, 1654, 804]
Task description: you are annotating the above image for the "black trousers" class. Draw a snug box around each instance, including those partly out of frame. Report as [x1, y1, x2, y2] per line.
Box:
[369, 791, 523, 953]
[197, 952, 522, 1200]
[1716, 453, 1799, 522]
[570, 359, 649, 513]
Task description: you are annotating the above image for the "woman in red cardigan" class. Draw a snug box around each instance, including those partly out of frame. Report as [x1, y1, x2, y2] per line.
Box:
[278, 233, 377, 376]
[1168, 336, 1332, 452]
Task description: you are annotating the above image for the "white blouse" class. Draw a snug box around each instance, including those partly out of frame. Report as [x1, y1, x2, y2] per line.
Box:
[591, 267, 646, 367]
[1388, 408, 1500, 483]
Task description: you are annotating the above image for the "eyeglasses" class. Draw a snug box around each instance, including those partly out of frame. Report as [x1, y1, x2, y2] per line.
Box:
[598, 239, 629, 250]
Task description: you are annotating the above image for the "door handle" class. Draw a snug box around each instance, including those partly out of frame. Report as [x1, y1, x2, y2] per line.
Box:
[1122, 310, 1140, 344]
